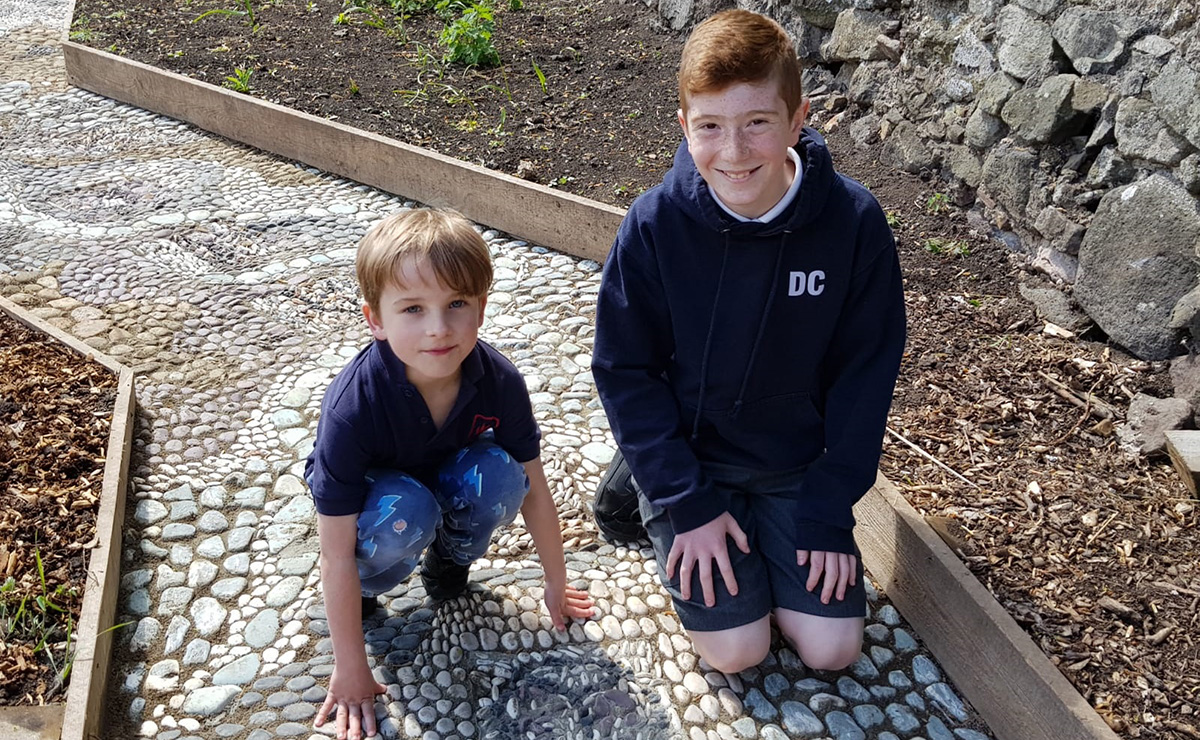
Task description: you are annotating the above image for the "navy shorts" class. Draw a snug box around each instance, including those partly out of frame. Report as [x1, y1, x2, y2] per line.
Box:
[639, 461, 866, 632]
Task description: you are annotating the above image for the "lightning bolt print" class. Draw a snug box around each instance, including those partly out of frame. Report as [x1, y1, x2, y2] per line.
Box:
[372, 494, 403, 528]
[464, 464, 484, 499]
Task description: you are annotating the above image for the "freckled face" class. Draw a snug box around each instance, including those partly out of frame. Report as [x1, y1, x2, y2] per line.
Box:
[362, 257, 486, 391]
[679, 80, 809, 220]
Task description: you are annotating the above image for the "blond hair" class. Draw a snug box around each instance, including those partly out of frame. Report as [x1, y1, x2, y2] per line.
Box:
[356, 208, 492, 312]
[678, 10, 804, 117]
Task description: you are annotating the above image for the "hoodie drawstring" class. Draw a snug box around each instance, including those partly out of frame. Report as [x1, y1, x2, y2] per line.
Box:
[691, 232, 731, 441]
[691, 230, 789, 439]
[732, 233, 789, 418]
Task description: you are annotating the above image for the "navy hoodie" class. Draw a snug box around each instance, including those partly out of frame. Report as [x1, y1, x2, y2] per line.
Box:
[592, 128, 906, 554]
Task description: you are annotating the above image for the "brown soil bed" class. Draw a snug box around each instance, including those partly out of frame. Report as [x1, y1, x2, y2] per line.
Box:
[67, 0, 1200, 736]
[0, 310, 116, 706]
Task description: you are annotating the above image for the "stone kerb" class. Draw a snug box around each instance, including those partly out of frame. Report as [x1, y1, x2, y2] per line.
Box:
[0, 294, 137, 740]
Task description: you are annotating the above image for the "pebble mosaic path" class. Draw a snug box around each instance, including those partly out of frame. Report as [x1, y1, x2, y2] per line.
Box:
[1, 4, 999, 739]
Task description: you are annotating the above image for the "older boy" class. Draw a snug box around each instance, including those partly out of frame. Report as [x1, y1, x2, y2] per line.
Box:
[307, 208, 593, 740]
[592, 10, 905, 674]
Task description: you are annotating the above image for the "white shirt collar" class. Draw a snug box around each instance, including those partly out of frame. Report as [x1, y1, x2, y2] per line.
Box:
[710, 147, 804, 224]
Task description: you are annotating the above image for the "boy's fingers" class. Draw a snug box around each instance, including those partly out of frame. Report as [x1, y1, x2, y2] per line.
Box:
[728, 518, 751, 553]
[716, 549, 739, 597]
[698, 556, 715, 607]
[805, 551, 824, 592]
[362, 698, 378, 736]
[796, 549, 809, 566]
[849, 554, 858, 586]
[316, 695, 335, 727]
[678, 555, 693, 600]
[820, 556, 839, 605]
[666, 543, 682, 580]
[834, 556, 849, 601]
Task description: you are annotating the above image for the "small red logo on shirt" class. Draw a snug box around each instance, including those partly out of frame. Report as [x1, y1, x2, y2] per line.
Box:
[470, 415, 500, 440]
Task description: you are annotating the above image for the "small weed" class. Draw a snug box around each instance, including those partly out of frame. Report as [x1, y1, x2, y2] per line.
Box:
[348, 77, 360, 95]
[194, 0, 258, 31]
[488, 107, 507, 136]
[440, 2, 500, 67]
[625, 109, 642, 120]
[885, 211, 902, 229]
[925, 192, 950, 215]
[455, 116, 480, 132]
[923, 237, 970, 257]
[223, 66, 253, 93]
[69, 15, 96, 41]
[105, 9, 127, 19]
[548, 174, 574, 188]
[0, 550, 82, 696]
[166, 49, 184, 58]
[508, 0, 523, 8]
[306, 0, 317, 11]
[531, 58, 546, 94]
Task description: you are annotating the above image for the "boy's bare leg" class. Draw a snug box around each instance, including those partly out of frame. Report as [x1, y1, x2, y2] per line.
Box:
[686, 614, 772, 674]
[774, 609, 863, 671]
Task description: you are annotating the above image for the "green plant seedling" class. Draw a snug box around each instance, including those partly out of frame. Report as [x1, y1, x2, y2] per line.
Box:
[348, 77, 360, 95]
[439, 2, 500, 66]
[885, 211, 902, 229]
[508, 0, 523, 9]
[925, 191, 950, 215]
[193, 0, 258, 30]
[923, 237, 969, 257]
[223, 66, 254, 92]
[532, 58, 546, 94]
[69, 15, 95, 42]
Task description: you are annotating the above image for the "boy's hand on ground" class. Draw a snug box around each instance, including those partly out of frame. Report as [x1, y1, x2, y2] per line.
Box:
[544, 582, 596, 630]
[315, 664, 386, 740]
[797, 549, 857, 604]
[666, 512, 750, 607]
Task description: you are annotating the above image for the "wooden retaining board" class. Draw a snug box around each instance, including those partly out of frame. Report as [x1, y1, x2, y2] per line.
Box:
[0, 296, 136, 740]
[55, 43, 1124, 740]
[854, 474, 1120, 740]
[61, 42, 625, 265]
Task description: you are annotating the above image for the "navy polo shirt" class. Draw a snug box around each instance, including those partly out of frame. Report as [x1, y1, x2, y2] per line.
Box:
[305, 339, 541, 517]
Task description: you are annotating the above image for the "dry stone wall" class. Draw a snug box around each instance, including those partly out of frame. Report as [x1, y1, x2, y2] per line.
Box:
[642, 0, 1200, 362]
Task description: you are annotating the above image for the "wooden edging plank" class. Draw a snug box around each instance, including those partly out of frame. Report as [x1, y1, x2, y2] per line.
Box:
[0, 295, 136, 740]
[55, 41, 1124, 740]
[853, 473, 1120, 740]
[61, 42, 625, 264]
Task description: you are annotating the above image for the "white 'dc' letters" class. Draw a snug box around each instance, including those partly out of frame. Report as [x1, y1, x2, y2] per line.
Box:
[788, 270, 826, 297]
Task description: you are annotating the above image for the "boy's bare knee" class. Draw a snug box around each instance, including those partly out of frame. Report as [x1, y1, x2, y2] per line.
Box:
[796, 641, 860, 672]
[697, 641, 770, 675]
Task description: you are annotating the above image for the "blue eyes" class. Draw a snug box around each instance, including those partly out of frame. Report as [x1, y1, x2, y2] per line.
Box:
[402, 300, 468, 314]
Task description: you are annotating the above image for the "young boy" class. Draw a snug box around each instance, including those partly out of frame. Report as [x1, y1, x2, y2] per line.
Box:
[307, 208, 593, 740]
[591, 10, 906, 675]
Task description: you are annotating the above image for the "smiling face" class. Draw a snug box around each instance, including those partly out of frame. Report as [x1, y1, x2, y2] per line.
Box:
[679, 79, 809, 220]
[363, 256, 486, 393]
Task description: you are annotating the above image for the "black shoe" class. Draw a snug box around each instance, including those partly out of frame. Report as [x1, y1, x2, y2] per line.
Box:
[421, 544, 470, 600]
[593, 449, 647, 542]
[361, 595, 379, 620]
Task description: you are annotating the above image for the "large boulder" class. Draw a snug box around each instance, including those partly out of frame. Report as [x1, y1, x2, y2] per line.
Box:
[823, 9, 899, 62]
[1149, 58, 1200, 150]
[1051, 8, 1142, 76]
[1114, 98, 1193, 166]
[881, 121, 939, 174]
[952, 27, 996, 78]
[1000, 74, 1087, 144]
[981, 145, 1039, 218]
[1013, 0, 1063, 17]
[996, 5, 1056, 81]
[1075, 175, 1200, 360]
[1118, 393, 1192, 456]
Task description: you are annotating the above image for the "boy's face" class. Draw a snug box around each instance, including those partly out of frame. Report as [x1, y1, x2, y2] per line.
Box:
[678, 80, 809, 220]
[363, 256, 486, 391]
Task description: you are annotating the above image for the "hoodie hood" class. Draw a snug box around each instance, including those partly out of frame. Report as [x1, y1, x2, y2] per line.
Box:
[662, 127, 837, 236]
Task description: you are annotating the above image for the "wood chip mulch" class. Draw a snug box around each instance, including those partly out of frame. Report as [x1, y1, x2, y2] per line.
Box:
[0, 310, 116, 706]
